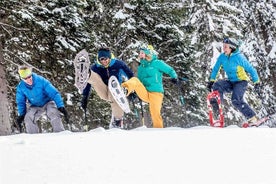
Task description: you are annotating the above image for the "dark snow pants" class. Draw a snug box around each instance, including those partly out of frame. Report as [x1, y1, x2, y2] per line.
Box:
[24, 101, 65, 134]
[212, 80, 256, 119]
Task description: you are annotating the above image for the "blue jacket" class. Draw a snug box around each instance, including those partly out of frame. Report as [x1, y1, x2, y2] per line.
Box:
[16, 73, 64, 116]
[210, 50, 260, 83]
[83, 58, 134, 96]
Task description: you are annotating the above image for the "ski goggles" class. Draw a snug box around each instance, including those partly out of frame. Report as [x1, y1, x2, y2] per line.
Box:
[223, 38, 238, 47]
[99, 57, 108, 61]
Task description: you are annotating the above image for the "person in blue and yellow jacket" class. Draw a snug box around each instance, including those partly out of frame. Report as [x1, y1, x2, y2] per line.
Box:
[81, 47, 134, 128]
[16, 65, 69, 133]
[122, 45, 178, 128]
[207, 38, 261, 124]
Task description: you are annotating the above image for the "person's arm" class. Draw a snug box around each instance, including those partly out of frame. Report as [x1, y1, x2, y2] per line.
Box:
[210, 56, 222, 81]
[156, 60, 178, 79]
[16, 85, 27, 116]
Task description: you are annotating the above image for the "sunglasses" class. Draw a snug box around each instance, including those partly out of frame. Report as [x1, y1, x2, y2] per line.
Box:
[22, 75, 32, 80]
[99, 57, 108, 61]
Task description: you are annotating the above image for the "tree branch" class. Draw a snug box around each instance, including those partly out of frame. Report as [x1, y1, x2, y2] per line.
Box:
[0, 22, 29, 31]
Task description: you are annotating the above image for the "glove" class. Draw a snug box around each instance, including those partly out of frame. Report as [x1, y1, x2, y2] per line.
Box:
[171, 78, 178, 84]
[58, 107, 70, 124]
[16, 115, 25, 132]
[81, 95, 88, 110]
[127, 92, 137, 102]
[207, 81, 214, 92]
[254, 83, 262, 97]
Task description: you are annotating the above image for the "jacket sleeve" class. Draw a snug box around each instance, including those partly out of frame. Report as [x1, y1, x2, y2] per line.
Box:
[121, 62, 134, 78]
[16, 85, 27, 116]
[156, 60, 177, 78]
[43, 78, 65, 108]
[239, 54, 260, 83]
[210, 56, 222, 81]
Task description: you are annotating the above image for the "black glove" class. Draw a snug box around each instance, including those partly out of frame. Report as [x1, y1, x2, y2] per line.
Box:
[207, 81, 214, 92]
[254, 83, 262, 97]
[171, 78, 179, 84]
[127, 92, 137, 102]
[16, 115, 25, 132]
[58, 107, 70, 124]
[81, 95, 89, 110]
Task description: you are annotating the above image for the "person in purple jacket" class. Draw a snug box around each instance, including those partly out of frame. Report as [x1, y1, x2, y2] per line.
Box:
[81, 47, 134, 128]
[16, 65, 69, 133]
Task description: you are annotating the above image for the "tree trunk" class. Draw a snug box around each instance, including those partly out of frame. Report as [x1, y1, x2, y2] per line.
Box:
[0, 41, 11, 135]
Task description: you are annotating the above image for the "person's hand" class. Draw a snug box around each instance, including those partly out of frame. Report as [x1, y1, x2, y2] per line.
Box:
[58, 107, 70, 124]
[254, 83, 262, 97]
[170, 78, 179, 84]
[207, 81, 214, 92]
[16, 115, 25, 132]
[127, 92, 137, 102]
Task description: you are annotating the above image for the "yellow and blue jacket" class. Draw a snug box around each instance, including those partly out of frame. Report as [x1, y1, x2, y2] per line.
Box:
[210, 49, 259, 83]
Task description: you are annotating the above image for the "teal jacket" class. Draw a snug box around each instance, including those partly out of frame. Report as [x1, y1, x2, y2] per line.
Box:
[210, 49, 259, 83]
[137, 55, 177, 93]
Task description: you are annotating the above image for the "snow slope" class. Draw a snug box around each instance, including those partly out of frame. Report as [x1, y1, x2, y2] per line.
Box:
[1, 126, 276, 184]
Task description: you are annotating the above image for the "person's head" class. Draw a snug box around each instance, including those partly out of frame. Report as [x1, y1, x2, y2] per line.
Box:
[222, 37, 239, 55]
[97, 48, 111, 67]
[139, 44, 156, 61]
[18, 65, 33, 85]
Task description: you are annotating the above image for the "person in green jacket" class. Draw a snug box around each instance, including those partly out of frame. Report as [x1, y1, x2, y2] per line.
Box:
[122, 45, 178, 128]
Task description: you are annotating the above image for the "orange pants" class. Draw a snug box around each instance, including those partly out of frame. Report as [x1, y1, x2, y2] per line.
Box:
[122, 77, 164, 128]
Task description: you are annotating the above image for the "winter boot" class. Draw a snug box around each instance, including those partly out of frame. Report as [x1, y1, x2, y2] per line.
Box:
[247, 116, 258, 126]
[111, 118, 123, 129]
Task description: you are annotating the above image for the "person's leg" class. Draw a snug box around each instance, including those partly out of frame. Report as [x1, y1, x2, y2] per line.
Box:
[46, 101, 65, 132]
[231, 81, 256, 119]
[111, 77, 150, 128]
[110, 97, 124, 120]
[148, 92, 164, 128]
[88, 71, 123, 127]
[123, 77, 167, 128]
[121, 77, 150, 103]
[210, 80, 233, 117]
[212, 80, 233, 103]
[87, 71, 109, 101]
[24, 107, 43, 134]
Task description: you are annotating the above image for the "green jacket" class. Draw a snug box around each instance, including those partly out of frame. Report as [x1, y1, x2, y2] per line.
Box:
[137, 55, 177, 93]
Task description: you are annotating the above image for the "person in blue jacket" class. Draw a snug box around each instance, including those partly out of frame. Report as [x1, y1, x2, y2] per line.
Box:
[16, 65, 69, 133]
[207, 37, 261, 124]
[81, 47, 134, 128]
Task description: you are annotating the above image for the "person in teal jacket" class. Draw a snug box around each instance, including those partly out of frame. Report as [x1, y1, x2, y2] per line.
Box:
[16, 65, 69, 133]
[207, 38, 261, 124]
[122, 45, 178, 128]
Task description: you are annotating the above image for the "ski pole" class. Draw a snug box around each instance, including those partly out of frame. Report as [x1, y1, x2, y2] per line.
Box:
[177, 82, 185, 106]
[132, 99, 139, 118]
[84, 108, 88, 129]
[139, 99, 145, 126]
[177, 78, 188, 106]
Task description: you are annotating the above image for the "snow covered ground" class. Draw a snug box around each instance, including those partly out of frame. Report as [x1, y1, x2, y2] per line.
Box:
[1, 125, 276, 184]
